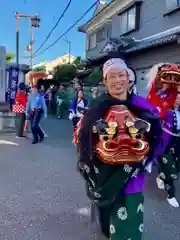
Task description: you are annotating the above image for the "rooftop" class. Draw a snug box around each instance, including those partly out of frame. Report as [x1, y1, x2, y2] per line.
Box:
[124, 33, 179, 53]
[78, 0, 115, 33]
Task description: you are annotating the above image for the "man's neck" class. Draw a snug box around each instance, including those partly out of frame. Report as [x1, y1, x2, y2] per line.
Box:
[112, 92, 128, 101]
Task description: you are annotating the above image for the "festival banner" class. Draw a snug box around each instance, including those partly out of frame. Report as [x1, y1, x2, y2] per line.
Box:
[8, 66, 19, 101]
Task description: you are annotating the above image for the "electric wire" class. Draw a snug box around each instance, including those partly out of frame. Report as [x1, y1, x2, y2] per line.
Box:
[33, 0, 101, 58]
[34, 0, 72, 56]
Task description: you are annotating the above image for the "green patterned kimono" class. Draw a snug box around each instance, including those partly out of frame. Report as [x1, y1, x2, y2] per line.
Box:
[157, 109, 180, 199]
[88, 163, 144, 240]
[158, 146, 180, 198]
[110, 193, 144, 240]
[92, 193, 144, 240]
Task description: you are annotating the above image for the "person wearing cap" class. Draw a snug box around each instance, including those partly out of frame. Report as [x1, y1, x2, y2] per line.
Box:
[13, 83, 27, 138]
[73, 57, 166, 239]
[26, 85, 47, 144]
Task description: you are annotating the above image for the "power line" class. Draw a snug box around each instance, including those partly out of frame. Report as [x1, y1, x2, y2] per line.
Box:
[34, 0, 72, 56]
[33, 0, 101, 58]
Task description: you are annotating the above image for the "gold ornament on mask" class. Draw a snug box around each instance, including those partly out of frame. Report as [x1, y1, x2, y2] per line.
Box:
[105, 121, 118, 135]
[92, 120, 118, 142]
[92, 126, 98, 133]
[128, 127, 139, 139]
[125, 121, 134, 128]
[101, 121, 118, 141]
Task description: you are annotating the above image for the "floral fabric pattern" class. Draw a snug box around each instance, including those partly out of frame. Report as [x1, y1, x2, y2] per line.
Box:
[110, 193, 144, 240]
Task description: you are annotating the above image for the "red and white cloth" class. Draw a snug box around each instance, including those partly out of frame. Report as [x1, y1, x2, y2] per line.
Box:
[13, 92, 27, 113]
[13, 104, 26, 113]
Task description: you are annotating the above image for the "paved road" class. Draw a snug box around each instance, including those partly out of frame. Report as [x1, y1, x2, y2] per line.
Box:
[0, 117, 179, 240]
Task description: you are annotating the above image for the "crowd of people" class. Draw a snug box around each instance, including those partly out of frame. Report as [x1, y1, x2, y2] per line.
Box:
[12, 82, 101, 144]
[72, 56, 180, 239]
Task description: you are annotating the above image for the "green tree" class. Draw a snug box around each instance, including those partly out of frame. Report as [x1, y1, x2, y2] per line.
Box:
[86, 66, 101, 86]
[73, 56, 82, 68]
[33, 65, 46, 72]
[6, 53, 16, 64]
[53, 64, 77, 85]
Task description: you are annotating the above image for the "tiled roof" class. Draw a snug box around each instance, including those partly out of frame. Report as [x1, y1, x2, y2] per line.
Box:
[124, 33, 178, 53]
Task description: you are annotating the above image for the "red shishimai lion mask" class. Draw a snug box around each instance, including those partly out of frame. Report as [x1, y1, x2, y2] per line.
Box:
[93, 105, 150, 165]
[147, 63, 180, 89]
[157, 63, 180, 86]
[147, 63, 180, 119]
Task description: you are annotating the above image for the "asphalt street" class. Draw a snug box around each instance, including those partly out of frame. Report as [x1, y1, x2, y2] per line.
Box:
[0, 117, 179, 240]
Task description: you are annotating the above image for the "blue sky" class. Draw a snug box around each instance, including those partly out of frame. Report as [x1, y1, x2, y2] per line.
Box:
[0, 0, 96, 64]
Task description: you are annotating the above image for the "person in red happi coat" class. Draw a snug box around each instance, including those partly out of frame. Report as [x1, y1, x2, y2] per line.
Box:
[13, 83, 27, 138]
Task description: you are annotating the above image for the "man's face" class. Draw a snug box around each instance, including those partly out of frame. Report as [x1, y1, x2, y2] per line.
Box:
[105, 68, 129, 96]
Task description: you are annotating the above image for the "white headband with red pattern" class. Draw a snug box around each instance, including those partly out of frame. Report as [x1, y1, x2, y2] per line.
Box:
[103, 58, 127, 78]
[103, 58, 135, 83]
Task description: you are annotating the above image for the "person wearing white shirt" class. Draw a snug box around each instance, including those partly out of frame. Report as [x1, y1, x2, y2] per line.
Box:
[69, 89, 88, 128]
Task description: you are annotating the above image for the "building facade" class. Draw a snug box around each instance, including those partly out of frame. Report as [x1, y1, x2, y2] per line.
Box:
[78, 0, 180, 96]
[33, 54, 76, 74]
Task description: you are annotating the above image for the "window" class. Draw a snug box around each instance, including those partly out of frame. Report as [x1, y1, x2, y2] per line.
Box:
[128, 7, 136, 31]
[166, 0, 180, 10]
[88, 33, 96, 49]
[119, 6, 137, 35]
[96, 28, 106, 43]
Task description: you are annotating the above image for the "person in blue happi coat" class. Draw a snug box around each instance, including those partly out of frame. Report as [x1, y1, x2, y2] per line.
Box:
[26, 84, 47, 144]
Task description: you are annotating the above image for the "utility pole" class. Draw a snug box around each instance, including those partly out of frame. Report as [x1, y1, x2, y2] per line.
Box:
[68, 40, 71, 64]
[65, 36, 71, 63]
[30, 21, 34, 69]
[15, 12, 20, 67]
[15, 12, 40, 138]
[15, 12, 40, 70]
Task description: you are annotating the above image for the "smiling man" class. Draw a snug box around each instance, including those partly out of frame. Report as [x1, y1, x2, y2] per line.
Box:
[73, 57, 167, 239]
